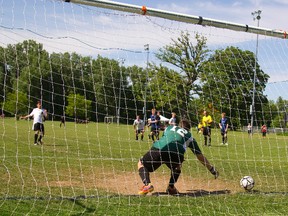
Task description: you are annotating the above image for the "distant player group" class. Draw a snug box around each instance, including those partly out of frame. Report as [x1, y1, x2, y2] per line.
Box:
[134, 109, 229, 146]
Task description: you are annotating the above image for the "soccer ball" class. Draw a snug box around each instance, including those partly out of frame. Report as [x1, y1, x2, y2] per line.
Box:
[240, 176, 255, 191]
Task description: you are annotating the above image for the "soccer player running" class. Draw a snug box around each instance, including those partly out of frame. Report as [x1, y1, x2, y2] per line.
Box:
[20, 101, 48, 145]
[137, 119, 219, 195]
[219, 112, 229, 145]
[133, 115, 145, 141]
[202, 110, 213, 146]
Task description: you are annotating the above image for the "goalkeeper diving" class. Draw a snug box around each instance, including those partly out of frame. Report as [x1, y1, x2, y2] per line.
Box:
[137, 118, 219, 195]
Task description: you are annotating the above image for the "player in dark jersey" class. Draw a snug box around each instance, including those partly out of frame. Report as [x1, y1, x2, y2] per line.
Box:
[137, 119, 219, 195]
[219, 112, 229, 145]
[148, 108, 160, 141]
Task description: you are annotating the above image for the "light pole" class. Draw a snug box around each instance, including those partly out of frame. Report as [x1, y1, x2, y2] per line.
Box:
[143, 44, 149, 124]
[250, 10, 261, 134]
[117, 58, 125, 125]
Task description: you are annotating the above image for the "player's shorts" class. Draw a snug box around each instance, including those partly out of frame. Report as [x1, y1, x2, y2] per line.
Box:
[136, 129, 144, 134]
[221, 131, 227, 136]
[33, 123, 45, 135]
[150, 127, 160, 134]
[140, 147, 184, 172]
[203, 126, 211, 136]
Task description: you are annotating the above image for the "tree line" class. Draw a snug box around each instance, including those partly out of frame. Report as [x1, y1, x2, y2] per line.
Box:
[0, 32, 287, 128]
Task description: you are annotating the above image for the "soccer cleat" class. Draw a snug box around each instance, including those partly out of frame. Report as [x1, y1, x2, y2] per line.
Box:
[224, 143, 228, 146]
[166, 185, 179, 195]
[34, 143, 38, 145]
[138, 184, 154, 195]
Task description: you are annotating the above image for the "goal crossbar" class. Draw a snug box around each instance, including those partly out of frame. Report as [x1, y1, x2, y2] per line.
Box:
[63, 0, 287, 39]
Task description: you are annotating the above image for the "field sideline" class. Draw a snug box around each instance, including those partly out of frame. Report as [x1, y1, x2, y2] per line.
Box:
[0, 118, 288, 215]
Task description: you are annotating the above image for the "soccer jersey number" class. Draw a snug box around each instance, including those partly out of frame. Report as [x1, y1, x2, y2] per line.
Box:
[170, 126, 187, 137]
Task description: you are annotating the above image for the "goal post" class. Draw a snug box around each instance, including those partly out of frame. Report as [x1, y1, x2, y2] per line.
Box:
[64, 0, 288, 39]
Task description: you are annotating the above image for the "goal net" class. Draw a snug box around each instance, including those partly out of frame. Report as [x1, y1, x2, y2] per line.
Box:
[0, 0, 288, 215]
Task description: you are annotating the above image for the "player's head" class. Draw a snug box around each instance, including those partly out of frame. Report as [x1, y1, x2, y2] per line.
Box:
[221, 112, 226, 118]
[151, 108, 156, 114]
[203, 110, 207, 116]
[179, 119, 191, 130]
[37, 101, 42, 108]
[171, 112, 176, 117]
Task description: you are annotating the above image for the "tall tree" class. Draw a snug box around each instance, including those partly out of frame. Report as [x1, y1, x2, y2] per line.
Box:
[199, 46, 269, 127]
[146, 64, 186, 113]
[155, 31, 209, 116]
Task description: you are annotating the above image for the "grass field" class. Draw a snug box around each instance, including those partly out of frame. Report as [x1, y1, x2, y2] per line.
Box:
[0, 118, 288, 215]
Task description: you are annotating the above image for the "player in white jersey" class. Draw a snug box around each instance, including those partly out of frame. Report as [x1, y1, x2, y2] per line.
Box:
[133, 115, 145, 141]
[20, 101, 47, 145]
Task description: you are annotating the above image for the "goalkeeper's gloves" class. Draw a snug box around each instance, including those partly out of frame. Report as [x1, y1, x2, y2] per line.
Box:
[209, 166, 219, 179]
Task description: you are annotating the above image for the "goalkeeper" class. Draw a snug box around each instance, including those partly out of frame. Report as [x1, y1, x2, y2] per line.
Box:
[137, 119, 219, 195]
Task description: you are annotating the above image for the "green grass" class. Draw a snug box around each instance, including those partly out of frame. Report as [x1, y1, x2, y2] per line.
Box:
[0, 118, 288, 215]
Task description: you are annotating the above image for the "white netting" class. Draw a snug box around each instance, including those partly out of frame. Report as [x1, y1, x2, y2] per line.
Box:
[0, 0, 287, 215]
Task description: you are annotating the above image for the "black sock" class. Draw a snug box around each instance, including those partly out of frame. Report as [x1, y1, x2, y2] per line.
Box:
[204, 137, 207, 145]
[38, 135, 42, 142]
[34, 134, 38, 143]
[169, 168, 181, 186]
[141, 135, 143, 140]
[139, 167, 150, 185]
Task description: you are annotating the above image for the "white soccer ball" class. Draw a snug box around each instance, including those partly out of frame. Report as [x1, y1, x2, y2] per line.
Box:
[240, 176, 255, 191]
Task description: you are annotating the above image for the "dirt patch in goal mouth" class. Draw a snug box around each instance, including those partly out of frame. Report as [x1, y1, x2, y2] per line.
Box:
[48, 171, 241, 196]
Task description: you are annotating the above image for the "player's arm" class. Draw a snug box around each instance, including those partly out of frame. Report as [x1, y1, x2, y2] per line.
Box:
[208, 116, 213, 124]
[188, 138, 219, 179]
[20, 115, 30, 119]
[225, 122, 229, 131]
[218, 120, 222, 129]
[20, 112, 33, 120]
[195, 154, 219, 178]
[133, 121, 136, 129]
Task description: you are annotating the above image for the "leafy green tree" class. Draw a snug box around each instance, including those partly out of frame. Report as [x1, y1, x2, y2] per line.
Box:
[65, 93, 92, 120]
[2, 91, 29, 116]
[270, 97, 288, 128]
[146, 64, 186, 113]
[156, 32, 209, 96]
[199, 46, 270, 127]
[91, 56, 128, 121]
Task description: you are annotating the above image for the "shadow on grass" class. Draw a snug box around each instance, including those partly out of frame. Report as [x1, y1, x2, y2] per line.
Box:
[152, 189, 231, 197]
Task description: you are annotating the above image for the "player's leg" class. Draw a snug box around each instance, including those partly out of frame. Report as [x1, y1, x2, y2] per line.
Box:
[221, 131, 225, 144]
[203, 127, 208, 146]
[38, 124, 44, 144]
[34, 132, 39, 145]
[224, 132, 228, 144]
[155, 129, 159, 140]
[33, 123, 40, 145]
[135, 129, 139, 140]
[140, 130, 144, 141]
[138, 149, 161, 195]
[150, 128, 155, 141]
[208, 127, 211, 146]
[164, 152, 184, 195]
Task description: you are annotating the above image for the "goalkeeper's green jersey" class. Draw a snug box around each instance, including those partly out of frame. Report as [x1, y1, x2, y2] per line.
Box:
[152, 125, 202, 155]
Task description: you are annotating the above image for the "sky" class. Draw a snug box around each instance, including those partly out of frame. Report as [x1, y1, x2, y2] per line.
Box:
[1, 0, 288, 101]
